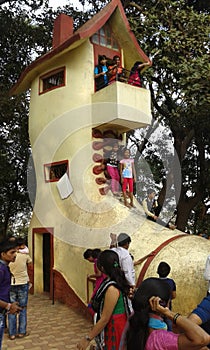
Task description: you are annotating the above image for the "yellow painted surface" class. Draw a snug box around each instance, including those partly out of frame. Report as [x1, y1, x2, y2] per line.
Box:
[92, 82, 151, 130]
[22, 12, 209, 317]
[109, 8, 149, 69]
[29, 202, 210, 314]
[138, 234, 209, 315]
[29, 175, 210, 315]
[29, 40, 94, 145]
[33, 233, 44, 293]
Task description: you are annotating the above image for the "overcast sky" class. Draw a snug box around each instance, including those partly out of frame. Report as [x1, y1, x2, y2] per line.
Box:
[48, 0, 83, 10]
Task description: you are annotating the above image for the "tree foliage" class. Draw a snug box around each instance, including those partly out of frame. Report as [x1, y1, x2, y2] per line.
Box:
[81, 0, 210, 232]
[0, 1, 88, 239]
[126, 0, 210, 232]
[0, 6, 37, 238]
[0, 0, 209, 237]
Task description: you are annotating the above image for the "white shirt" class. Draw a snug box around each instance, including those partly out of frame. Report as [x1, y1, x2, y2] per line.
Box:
[111, 247, 135, 286]
[204, 255, 210, 292]
[9, 252, 32, 285]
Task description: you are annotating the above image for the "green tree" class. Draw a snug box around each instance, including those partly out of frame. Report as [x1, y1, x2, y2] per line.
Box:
[81, 0, 210, 232]
[127, 0, 210, 231]
[0, 3, 54, 238]
[0, 1, 92, 239]
[1, 0, 209, 237]
[0, 6, 43, 239]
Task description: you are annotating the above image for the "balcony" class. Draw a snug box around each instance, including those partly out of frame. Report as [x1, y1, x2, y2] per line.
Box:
[91, 81, 152, 133]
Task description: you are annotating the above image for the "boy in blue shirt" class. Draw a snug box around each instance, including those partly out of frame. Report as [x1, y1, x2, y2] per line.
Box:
[94, 55, 108, 91]
[0, 239, 21, 346]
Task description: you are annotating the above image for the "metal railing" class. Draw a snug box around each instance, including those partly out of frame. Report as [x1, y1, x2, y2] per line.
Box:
[95, 67, 142, 91]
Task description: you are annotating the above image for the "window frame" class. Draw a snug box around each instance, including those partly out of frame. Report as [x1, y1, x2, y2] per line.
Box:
[39, 66, 66, 95]
[44, 160, 69, 183]
[91, 23, 120, 51]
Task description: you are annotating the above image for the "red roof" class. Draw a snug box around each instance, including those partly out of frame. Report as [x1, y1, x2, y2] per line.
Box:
[11, 0, 150, 95]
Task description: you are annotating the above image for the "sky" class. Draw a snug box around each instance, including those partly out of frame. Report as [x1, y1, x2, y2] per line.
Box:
[48, 0, 84, 10]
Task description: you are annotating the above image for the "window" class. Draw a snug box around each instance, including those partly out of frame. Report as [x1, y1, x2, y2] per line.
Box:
[44, 160, 68, 183]
[39, 67, 65, 94]
[91, 24, 120, 51]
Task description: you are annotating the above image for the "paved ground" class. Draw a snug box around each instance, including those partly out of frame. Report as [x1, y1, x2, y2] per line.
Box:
[2, 293, 94, 350]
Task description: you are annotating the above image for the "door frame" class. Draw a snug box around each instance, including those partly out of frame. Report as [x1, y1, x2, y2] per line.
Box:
[32, 227, 54, 299]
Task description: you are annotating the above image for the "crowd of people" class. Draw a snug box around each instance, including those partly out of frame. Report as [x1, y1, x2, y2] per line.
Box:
[1, 232, 210, 350]
[79, 232, 210, 350]
[94, 55, 177, 228]
[94, 54, 150, 91]
[94, 54, 153, 211]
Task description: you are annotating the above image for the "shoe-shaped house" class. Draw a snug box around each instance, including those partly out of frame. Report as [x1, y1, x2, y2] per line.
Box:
[12, 0, 210, 316]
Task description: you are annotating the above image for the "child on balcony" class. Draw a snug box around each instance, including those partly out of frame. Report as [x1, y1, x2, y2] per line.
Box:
[128, 61, 150, 87]
[108, 55, 126, 84]
[120, 148, 136, 208]
[94, 55, 108, 91]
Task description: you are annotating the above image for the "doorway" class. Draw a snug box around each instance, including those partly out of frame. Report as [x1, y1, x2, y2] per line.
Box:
[43, 233, 51, 292]
[32, 228, 54, 297]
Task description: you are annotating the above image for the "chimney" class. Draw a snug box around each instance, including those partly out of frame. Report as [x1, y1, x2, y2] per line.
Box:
[53, 14, 74, 48]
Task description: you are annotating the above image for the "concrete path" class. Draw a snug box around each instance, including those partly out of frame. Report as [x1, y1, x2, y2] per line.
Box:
[2, 293, 94, 350]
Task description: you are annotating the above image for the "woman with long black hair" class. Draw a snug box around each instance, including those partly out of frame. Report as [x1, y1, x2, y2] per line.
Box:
[77, 250, 130, 350]
[128, 61, 150, 87]
[124, 277, 210, 350]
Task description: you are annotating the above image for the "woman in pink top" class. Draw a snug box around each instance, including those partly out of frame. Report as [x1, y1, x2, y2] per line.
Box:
[84, 249, 106, 291]
[124, 277, 210, 350]
[83, 248, 106, 316]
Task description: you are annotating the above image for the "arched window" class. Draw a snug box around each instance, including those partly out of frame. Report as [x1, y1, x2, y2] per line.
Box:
[91, 24, 120, 51]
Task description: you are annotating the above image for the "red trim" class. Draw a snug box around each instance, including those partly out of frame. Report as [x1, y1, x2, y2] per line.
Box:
[92, 21, 121, 66]
[95, 177, 107, 185]
[91, 23, 120, 52]
[136, 234, 188, 287]
[99, 186, 110, 195]
[92, 128, 103, 138]
[93, 165, 104, 175]
[32, 227, 54, 299]
[92, 153, 103, 163]
[44, 159, 69, 183]
[39, 66, 66, 95]
[11, 0, 151, 95]
[93, 44, 121, 65]
[53, 269, 92, 320]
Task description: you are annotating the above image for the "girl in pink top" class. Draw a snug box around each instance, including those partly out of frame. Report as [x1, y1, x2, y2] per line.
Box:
[124, 277, 210, 350]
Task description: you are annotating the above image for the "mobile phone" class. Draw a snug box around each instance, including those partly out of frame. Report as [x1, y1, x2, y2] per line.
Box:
[159, 300, 167, 307]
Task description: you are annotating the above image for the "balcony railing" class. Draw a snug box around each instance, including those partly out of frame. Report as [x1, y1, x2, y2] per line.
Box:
[95, 68, 142, 91]
[92, 71, 152, 132]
